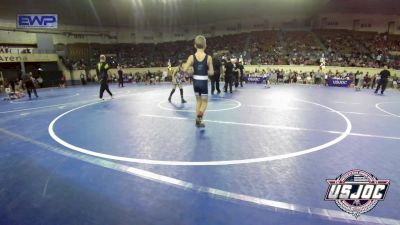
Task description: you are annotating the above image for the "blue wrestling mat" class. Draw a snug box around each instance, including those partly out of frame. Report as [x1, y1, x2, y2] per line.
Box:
[0, 83, 399, 225]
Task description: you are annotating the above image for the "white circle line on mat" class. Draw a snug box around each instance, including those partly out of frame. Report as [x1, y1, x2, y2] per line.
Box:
[375, 102, 400, 118]
[157, 98, 242, 112]
[49, 96, 352, 166]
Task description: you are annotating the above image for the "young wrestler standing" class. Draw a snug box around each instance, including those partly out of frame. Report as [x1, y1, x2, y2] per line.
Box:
[183, 35, 214, 128]
[168, 62, 187, 103]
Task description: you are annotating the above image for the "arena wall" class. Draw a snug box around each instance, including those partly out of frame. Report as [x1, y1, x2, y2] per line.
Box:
[1, 12, 399, 46]
[1, 19, 300, 45]
[318, 13, 400, 34]
[0, 14, 326, 45]
[0, 30, 37, 44]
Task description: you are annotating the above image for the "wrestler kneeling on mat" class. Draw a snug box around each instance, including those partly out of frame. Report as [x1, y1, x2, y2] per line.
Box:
[183, 35, 214, 128]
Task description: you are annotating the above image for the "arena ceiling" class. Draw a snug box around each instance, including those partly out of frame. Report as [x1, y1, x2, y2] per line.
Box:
[0, 0, 326, 28]
[0, 0, 398, 29]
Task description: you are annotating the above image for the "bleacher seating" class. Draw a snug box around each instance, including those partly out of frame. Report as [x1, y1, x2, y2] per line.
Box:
[61, 30, 400, 70]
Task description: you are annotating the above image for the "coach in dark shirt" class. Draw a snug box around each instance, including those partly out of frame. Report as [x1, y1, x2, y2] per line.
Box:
[375, 66, 390, 95]
[233, 62, 240, 88]
[211, 54, 221, 94]
[237, 61, 244, 87]
[224, 59, 234, 93]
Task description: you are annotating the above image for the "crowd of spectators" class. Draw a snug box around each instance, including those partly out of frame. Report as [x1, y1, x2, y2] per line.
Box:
[285, 31, 324, 65]
[61, 29, 400, 70]
[248, 31, 283, 65]
[315, 30, 400, 68]
[81, 69, 175, 85]
[248, 67, 399, 89]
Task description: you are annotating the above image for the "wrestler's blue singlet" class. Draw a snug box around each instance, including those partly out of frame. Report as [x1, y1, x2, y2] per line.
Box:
[193, 54, 209, 95]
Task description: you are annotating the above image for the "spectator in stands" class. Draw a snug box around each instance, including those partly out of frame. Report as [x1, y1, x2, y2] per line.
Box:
[60, 74, 66, 88]
[371, 73, 377, 89]
[315, 70, 322, 85]
[363, 72, 371, 88]
[63, 30, 400, 71]
[80, 72, 86, 85]
[237, 61, 245, 87]
[3, 81, 25, 100]
[117, 65, 124, 87]
[37, 76, 44, 88]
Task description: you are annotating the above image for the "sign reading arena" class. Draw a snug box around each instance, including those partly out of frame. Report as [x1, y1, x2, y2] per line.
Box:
[17, 14, 58, 29]
[0, 54, 59, 63]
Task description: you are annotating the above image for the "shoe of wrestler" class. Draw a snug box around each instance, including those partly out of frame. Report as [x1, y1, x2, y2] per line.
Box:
[195, 117, 201, 127]
[198, 119, 205, 128]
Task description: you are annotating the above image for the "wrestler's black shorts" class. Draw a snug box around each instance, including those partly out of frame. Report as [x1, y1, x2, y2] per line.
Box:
[193, 79, 208, 96]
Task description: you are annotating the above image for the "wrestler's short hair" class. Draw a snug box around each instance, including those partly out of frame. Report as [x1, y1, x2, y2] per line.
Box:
[194, 35, 206, 49]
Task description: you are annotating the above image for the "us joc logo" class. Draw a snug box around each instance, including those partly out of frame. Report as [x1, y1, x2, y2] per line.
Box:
[325, 169, 390, 218]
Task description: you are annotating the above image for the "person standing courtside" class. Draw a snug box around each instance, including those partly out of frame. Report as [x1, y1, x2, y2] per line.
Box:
[80, 72, 86, 86]
[375, 65, 390, 95]
[97, 55, 113, 100]
[22, 72, 38, 99]
[237, 61, 244, 87]
[233, 59, 240, 88]
[224, 58, 234, 93]
[117, 65, 124, 88]
[183, 35, 214, 128]
[211, 53, 221, 95]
